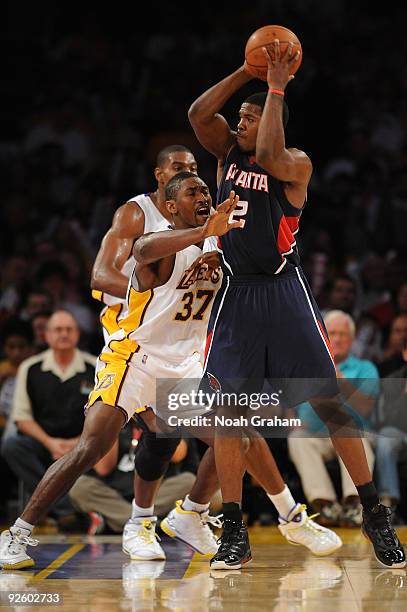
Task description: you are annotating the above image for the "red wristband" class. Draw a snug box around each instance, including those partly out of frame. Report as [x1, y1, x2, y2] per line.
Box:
[269, 88, 285, 96]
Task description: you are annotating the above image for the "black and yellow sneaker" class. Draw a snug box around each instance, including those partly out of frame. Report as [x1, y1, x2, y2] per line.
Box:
[362, 504, 406, 568]
[210, 519, 252, 570]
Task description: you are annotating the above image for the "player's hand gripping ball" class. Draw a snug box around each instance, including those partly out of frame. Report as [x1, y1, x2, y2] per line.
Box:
[244, 25, 302, 81]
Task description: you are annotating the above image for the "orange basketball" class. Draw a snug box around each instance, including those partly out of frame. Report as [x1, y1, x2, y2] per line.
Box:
[244, 25, 302, 81]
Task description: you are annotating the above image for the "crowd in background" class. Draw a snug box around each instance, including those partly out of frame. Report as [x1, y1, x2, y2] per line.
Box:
[1, 1, 407, 525]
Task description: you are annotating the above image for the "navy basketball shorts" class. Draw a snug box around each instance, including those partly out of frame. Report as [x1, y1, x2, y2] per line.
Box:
[203, 266, 338, 408]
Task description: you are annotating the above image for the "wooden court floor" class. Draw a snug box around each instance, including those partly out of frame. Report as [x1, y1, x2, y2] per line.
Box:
[1, 527, 407, 611]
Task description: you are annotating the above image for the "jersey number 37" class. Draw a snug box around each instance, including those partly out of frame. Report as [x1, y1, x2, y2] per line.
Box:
[174, 289, 215, 322]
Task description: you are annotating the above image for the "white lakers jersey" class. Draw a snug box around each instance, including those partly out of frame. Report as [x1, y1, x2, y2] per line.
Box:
[93, 194, 169, 340]
[104, 236, 222, 365]
[93, 194, 169, 308]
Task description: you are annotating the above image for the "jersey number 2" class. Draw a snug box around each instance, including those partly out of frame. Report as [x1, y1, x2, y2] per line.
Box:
[228, 200, 248, 223]
[174, 289, 215, 322]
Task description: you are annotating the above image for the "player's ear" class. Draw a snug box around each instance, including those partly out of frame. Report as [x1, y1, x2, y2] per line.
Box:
[166, 199, 177, 214]
[154, 167, 163, 185]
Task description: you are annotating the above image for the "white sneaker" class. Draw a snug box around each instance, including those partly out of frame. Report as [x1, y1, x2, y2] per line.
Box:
[278, 503, 343, 556]
[0, 528, 38, 570]
[122, 517, 166, 561]
[160, 500, 222, 555]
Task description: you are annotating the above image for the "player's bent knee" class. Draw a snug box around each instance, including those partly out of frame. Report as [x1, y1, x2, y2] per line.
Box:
[134, 431, 181, 481]
[310, 397, 356, 433]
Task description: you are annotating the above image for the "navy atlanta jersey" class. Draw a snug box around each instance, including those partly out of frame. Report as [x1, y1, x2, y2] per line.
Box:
[217, 146, 302, 275]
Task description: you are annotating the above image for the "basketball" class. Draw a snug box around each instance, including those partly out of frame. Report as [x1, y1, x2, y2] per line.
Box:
[244, 25, 302, 81]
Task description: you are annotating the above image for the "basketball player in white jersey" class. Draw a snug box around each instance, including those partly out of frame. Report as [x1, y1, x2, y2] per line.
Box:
[89, 146, 226, 559]
[89, 151, 342, 562]
[0, 174, 240, 570]
[91, 144, 198, 341]
[0, 173, 341, 570]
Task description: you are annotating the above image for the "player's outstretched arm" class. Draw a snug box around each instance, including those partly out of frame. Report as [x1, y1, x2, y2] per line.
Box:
[91, 202, 145, 298]
[255, 41, 312, 206]
[188, 67, 253, 162]
[133, 193, 242, 265]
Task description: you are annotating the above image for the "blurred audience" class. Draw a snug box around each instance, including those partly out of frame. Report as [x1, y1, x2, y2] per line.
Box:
[396, 282, 407, 317]
[1, 5, 407, 361]
[0, 319, 34, 520]
[1, 310, 96, 529]
[36, 262, 96, 341]
[289, 311, 378, 527]
[320, 275, 358, 317]
[352, 313, 383, 363]
[0, 319, 34, 415]
[30, 311, 52, 353]
[1, 2, 407, 525]
[19, 291, 53, 323]
[378, 314, 407, 377]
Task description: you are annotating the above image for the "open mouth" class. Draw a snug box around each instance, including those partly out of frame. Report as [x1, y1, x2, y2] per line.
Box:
[196, 203, 210, 218]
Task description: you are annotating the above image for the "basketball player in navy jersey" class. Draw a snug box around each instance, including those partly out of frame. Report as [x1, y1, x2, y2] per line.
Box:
[188, 41, 405, 569]
[90, 145, 340, 560]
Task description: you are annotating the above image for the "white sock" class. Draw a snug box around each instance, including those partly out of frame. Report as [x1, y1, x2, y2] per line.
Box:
[131, 500, 154, 519]
[267, 485, 297, 521]
[12, 517, 34, 533]
[182, 494, 210, 513]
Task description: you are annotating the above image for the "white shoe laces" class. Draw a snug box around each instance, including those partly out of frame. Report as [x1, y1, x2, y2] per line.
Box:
[199, 513, 222, 543]
[204, 514, 223, 529]
[9, 531, 39, 554]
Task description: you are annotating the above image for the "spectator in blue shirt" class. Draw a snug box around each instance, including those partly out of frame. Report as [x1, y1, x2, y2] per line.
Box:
[288, 310, 379, 527]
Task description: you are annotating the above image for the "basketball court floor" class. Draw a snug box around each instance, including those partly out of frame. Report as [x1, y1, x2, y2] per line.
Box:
[1, 527, 406, 611]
